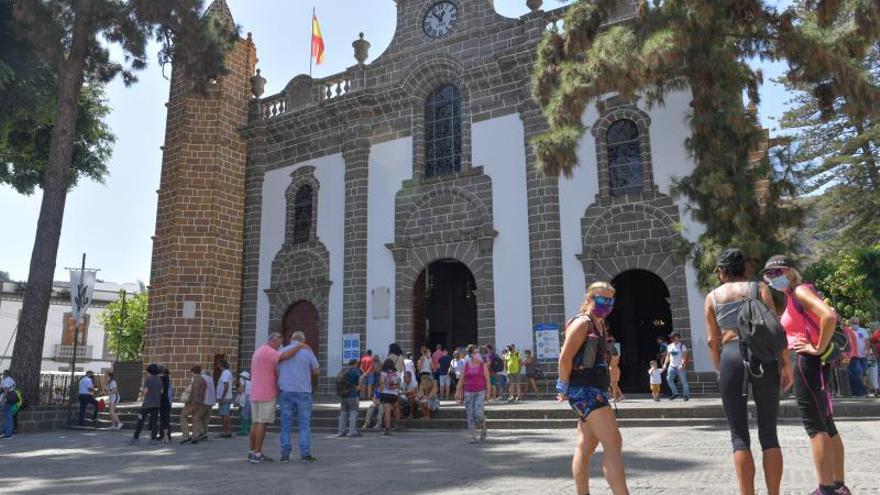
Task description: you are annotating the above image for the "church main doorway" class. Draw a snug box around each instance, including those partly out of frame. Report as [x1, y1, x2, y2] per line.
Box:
[281, 300, 319, 359]
[412, 259, 478, 352]
[607, 270, 673, 393]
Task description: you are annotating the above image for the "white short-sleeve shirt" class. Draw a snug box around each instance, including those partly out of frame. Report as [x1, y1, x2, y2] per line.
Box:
[216, 369, 234, 400]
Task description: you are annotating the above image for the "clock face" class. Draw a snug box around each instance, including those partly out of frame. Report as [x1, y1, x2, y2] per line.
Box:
[423, 1, 459, 39]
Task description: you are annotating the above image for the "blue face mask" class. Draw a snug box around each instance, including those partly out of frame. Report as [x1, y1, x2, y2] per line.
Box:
[769, 275, 790, 291]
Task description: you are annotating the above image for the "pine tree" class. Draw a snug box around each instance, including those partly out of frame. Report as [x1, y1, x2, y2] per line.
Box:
[7, 0, 237, 403]
[778, 4, 880, 250]
[532, 0, 880, 288]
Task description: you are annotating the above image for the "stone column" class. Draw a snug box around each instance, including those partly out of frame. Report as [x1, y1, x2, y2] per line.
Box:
[342, 129, 371, 353]
[520, 100, 566, 328]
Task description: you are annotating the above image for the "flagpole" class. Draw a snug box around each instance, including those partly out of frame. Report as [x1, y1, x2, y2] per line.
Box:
[309, 6, 314, 78]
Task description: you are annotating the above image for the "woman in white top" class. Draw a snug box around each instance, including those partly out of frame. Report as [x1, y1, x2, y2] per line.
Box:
[105, 372, 122, 430]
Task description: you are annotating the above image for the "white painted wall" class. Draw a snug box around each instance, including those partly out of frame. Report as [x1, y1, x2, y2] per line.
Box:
[254, 154, 346, 375]
[0, 299, 111, 373]
[473, 114, 534, 352]
[366, 137, 413, 354]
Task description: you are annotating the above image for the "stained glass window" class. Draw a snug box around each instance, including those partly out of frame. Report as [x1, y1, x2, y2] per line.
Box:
[425, 84, 462, 178]
[293, 185, 313, 243]
[606, 119, 643, 195]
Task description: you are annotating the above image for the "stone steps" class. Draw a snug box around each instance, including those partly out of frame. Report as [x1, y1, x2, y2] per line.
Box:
[88, 397, 880, 432]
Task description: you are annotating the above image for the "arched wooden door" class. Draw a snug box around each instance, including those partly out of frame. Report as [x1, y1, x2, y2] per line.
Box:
[281, 301, 320, 359]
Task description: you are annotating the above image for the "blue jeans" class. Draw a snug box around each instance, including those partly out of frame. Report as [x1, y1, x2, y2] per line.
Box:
[2, 401, 13, 437]
[667, 366, 690, 398]
[279, 391, 312, 457]
[848, 357, 868, 397]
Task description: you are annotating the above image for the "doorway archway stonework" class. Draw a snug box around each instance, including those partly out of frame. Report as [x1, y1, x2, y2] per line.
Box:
[576, 192, 693, 360]
[387, 180, 497, 353]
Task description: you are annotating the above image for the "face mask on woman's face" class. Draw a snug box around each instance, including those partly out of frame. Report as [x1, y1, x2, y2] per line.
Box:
[769, 275, 790, 291]
[591, 295, 615, 318]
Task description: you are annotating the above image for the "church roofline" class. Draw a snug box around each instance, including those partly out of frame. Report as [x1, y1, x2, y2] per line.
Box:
[204, 0, 235, 29]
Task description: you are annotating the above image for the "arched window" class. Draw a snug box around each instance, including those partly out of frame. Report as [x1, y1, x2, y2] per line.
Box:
[424, 84, 461, 178]
[606, 119, 642, 195]
[293, 185, 313, 243]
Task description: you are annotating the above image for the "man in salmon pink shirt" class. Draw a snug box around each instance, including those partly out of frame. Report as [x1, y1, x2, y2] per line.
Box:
[248, 332, 311, 463]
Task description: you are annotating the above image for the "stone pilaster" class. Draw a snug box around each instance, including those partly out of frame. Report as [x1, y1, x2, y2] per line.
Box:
[520, 100, 566, 328]
[341, 129, 371, 352]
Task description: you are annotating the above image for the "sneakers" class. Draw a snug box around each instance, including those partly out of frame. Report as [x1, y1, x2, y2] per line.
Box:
[349, 432, 362, 437]
[669, 394, 679, 401]
[249, 453, 274, 464]
[833, 485, 852, 495]
[115, 423, 124, 430]
[180, 437, 192, 444]
[383, 429, 391, 436]
[300, 455, 317, 462]
[337, 432, 347, 438]
[280, 454, 290, 463]
[1, 435, 13, 440]
[683, 396, 690, 402]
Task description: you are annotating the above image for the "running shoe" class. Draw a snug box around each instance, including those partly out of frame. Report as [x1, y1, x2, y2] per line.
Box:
[300, 455, 317, 462]
[833, 485, 852, 495]
[280, 454, 290, 463]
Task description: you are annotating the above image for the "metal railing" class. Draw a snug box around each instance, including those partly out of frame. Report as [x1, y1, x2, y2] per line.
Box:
[54, 344, 93, 361]
[38, 371, 105, 405]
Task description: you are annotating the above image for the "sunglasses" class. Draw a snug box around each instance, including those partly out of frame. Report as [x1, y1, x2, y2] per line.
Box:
[593, 296, 615, 306]
[763, 268, 785, 279]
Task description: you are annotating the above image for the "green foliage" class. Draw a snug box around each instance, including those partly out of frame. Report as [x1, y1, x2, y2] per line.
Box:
[0, 1, 115, 194]
[99, 291, 148, 362]
[777, 3, 880, 250]
[532, 0, 880, 289]
[804, 246, 879, 321]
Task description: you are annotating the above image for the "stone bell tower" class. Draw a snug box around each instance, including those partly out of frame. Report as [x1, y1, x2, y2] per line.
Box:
[143, 0, 257, 390]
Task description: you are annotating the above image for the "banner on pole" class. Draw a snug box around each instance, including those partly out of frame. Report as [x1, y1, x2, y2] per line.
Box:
[69, 269, 98, 324]
[342, 333, 361, 363]
[534, 323, 561, 360]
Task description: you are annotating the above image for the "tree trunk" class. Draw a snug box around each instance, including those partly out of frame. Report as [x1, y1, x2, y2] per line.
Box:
[9, 1, 92, 405]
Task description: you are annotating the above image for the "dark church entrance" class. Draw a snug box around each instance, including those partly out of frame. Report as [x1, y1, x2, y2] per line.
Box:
[281, 300, 319, 359]
[412, 259, 478, 352]
[608, 270, 673, 393]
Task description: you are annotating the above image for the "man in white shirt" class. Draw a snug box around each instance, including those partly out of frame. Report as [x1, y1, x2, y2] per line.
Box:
[399, 371, 418, 418]
[662, 332, 690, 401]
[1, 370, 16, 438]
[77, 371, 98, 426]
[848, 317, 870, 397]
[199, 370, 216, 440]
[216, 358, 235, 437]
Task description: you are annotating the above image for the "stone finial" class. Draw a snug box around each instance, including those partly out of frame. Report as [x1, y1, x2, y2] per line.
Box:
[526, 0, 543, 12]
[251, 69, 266, 98]
[353, 32, 371, 65]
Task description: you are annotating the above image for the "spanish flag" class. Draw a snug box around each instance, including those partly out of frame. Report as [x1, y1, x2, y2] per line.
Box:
[311, 10, 325, 66]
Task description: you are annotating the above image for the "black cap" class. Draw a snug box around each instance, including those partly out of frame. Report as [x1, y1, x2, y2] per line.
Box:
[760, 255, 797, 275]
[716, 248, 745, 268]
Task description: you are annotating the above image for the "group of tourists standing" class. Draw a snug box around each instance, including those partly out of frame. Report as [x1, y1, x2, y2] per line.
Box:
[556, 250, 856, 495]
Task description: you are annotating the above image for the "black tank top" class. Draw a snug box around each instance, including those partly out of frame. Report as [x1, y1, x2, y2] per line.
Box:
[567, 314, 610, 388]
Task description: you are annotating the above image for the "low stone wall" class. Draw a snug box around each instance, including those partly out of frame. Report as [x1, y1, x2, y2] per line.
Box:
[15, 405, 76, 433]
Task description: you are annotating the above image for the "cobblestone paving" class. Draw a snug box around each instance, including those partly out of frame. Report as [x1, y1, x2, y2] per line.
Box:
[1, 421, 878, 495]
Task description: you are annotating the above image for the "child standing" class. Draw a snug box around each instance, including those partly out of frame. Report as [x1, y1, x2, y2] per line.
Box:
[648, 360, 662, 401]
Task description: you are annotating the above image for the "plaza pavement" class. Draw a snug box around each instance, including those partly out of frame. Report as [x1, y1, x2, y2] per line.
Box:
[1, 419, 878, 494]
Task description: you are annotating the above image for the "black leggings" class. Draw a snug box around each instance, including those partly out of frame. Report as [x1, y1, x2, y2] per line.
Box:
[793, 353, 838, 438]
[719, 342, 780, 452]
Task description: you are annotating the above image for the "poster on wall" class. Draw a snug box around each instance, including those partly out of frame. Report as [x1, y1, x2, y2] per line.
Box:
[534, 323, 561, 360]
[342, 334, 361, 363]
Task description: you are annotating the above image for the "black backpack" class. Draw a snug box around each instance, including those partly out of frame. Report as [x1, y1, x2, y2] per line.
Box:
[335, 369, 354, 398]
[491, 353, 504, 373]
[737, 282, 787, 379]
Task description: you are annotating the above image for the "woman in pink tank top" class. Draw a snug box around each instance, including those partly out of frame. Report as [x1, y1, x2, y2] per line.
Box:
[762, 255, 850, 495]
[455, 344, 490, 443]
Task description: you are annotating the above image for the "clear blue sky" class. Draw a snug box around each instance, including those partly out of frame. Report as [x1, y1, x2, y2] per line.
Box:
[0, 0, 793, 285]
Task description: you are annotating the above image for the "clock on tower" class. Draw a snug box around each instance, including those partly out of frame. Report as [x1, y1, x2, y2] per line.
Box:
[423, 1, 460, 39]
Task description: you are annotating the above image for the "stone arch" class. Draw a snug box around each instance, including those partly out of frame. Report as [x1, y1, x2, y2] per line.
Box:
[267, 238, 331, 374]
[285, 166, 320, 245]
[401, 55, 473, 182]
[391, 242, 495, 353]
[582, 202, 678, 257]
[590, 98, 655, 199]
[401, 185, 492, 240]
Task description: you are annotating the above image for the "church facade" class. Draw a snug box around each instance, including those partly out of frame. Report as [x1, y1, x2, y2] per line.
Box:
[144, 0, 716, 393]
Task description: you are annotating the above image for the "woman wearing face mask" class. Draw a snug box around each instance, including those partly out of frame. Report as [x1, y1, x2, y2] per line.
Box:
[455, 344, 490, 443]
[761, 255, 850, 495]
[707, 248, 792, 495]
[558, 282, 629, 495]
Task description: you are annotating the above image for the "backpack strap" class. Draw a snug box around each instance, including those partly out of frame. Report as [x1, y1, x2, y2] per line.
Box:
[750, 281, 760, 301]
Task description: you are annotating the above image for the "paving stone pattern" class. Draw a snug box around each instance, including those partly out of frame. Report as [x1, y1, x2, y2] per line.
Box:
[2, 421, 878, 494]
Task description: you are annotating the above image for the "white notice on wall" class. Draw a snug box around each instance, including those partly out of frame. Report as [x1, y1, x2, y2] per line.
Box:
[371, 287, 390, 319]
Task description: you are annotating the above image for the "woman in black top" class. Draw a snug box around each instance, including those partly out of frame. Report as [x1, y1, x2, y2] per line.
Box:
[557, 281, 629, 495]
